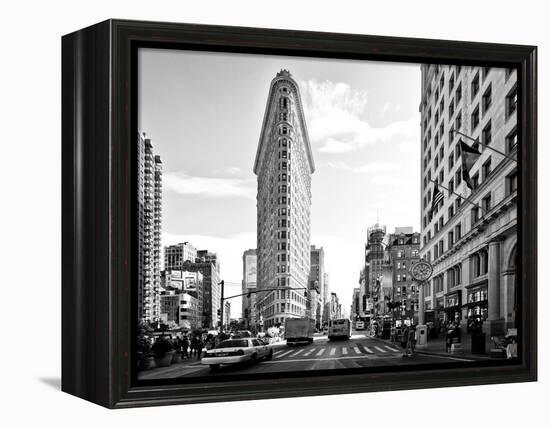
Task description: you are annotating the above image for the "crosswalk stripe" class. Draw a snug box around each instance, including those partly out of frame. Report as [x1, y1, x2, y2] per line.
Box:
[374, 346, 387, 353]
[353, 347, 361, 354]
[385, 346, 400, 352]
[273, 350, 285, 356]
[363, 346, 374, 354]
[290, 349, 304, 357]
[316, 348, 325, 356]
[342, 347, 348, 355]
[275, 350, 294, 359]
[304, 348, 315, 356]
[329, 347, 336, 356]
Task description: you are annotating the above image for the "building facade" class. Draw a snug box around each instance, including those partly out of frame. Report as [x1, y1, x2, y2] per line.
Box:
[161, 269, 204, 324]
[387, 227, 421, 324]
[164, 242, 198, 270]
[364, 224, 389, 318]
[137, 132, 162, 323]
[309, 245, 325, 328]
[242, 249, 257, 330]
[419, 65, 518, 337]
[223, 301, 231, 329]
[254, 70, 315, 329]
[180, 250, 221, 329]
[159, 292, 201, 331]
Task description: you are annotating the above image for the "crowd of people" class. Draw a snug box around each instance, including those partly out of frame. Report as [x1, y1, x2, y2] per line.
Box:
[166, 331, 232, 360]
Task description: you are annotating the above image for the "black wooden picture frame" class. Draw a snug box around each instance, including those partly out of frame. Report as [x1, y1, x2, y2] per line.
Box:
[61, 19, 537, 408]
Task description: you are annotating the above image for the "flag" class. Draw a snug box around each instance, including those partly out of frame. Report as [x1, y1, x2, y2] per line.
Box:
[430, 183, 444, 216]
[460, 139, 481, 189]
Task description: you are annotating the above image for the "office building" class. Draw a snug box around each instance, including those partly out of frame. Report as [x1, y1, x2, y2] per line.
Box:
[254, 70, 315, 328]
[419, 65, 518, 337]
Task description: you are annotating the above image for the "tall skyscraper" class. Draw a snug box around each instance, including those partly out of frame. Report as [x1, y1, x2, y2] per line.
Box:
[242, 249, 257, 330]
[137, 132, 163, 323]
[254, 70, 315, 329]
[419, 65, 518, 336]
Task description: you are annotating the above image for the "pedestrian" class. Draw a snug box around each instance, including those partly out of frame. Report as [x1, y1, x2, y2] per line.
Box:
[406, 324, 416, 357]
[196, 336, 204, 359]
[181, 335, 190, 358]
[190, 335, 198, 357]
[401, 324, 409, 356]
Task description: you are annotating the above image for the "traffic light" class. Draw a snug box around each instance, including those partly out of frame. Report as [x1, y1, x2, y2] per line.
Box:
[217, 309, 221, 317]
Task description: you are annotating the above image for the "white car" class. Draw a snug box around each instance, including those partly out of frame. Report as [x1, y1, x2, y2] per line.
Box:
[201, 338, 273, 370]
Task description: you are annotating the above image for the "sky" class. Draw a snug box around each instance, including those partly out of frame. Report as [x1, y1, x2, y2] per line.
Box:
[138, 48, 421, 318]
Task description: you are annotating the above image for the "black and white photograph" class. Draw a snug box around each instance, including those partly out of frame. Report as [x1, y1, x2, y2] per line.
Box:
[135, 49, 519, 381]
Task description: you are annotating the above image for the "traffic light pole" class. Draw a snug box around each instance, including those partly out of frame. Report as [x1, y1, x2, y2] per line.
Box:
[219, 280, 225, 333]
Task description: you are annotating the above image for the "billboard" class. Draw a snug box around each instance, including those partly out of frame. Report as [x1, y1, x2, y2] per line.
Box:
[184, 276, 198, 292]
[170, 280, 183, 289]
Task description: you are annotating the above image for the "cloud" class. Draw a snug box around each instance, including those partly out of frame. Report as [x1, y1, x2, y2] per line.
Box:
[326, 161, 401, 174]
[163, 172, 255, 199]
[299, 79, 419, 153]
[224, 167, 242, 174]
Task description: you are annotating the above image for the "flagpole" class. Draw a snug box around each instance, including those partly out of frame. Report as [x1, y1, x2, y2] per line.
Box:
[428, 178, 480, 209]
[451, 128, 517, 163]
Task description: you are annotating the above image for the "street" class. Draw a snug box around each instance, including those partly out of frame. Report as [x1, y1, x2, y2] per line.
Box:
[138, 331, 477, 380]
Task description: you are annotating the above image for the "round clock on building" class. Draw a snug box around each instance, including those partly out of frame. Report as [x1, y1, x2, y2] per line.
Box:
[410, 260, 433, 282]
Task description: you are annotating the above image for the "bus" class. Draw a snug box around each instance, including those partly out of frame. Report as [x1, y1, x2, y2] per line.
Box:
[328, 319, 352, 340]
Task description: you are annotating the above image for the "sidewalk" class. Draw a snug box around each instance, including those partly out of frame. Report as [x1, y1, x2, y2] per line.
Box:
[382, 336, 491, 360]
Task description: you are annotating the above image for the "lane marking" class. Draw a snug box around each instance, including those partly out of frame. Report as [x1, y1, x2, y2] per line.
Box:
[353, 347, 361, 354]
[304, 348, 315, 356]
[289, 349, 304, 357]
[316, 348, 326, 356]
[363, 346, 374, 354]
[374, 346, 387, 353]
[342, 347, 348, 355]
[263, 355, 374, 364]
[329, 347, 336, 356]
[415, 353, 475, 362]
[275, 350, 294, 359]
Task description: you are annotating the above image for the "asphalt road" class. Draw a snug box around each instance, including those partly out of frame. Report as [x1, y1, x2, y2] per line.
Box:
[138, 331, 476, 380]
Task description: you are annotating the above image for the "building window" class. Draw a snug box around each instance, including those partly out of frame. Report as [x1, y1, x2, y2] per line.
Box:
[455, 113, 462, 133]
[472, 172, 479, 190]
[471, 72, 480, 98]
[506, 85, 518, 119]
[449, 73, 455, 94]
[448, 204, 455, 219]
[482, 157, 491, 181]
[448, 153, 455, 170]
[455, 223, 462, 240]
[455, 167, 462, 185]
[482, 193, 491, 212]
[471, 105, 480, 131]
[507, 127, 518, 153]
[448, 231, 454, 250]
[456, 82, 462, 103]
[482, 121, 492, 152]
[506, 170, 518, 195]
[482, 84, 492, 115]
[471, 206, 480, 224]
